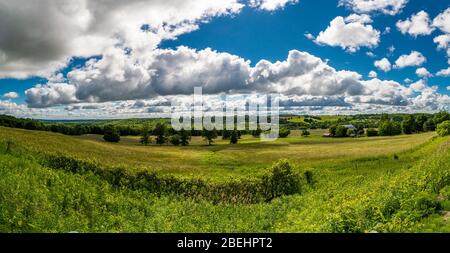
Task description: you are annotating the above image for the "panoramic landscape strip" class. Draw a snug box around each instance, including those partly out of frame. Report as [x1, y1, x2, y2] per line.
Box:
[0, 0, 450, 248]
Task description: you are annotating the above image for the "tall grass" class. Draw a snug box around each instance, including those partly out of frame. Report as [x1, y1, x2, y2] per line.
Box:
[1, 142, 306, 204]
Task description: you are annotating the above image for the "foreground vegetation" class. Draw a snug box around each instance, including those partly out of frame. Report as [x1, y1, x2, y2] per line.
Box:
[0, 125, 449, 232]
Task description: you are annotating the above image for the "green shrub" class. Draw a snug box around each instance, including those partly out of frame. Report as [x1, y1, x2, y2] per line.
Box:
[169, 134, 181, 146]
[261, 160, 300, 201]
[436, 120, 450, 137]
[278, 128, 291, 138]
[301, 129, 310, 137]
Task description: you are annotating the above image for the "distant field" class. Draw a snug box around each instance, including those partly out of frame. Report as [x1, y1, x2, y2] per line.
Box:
[0, 126, 436, 180]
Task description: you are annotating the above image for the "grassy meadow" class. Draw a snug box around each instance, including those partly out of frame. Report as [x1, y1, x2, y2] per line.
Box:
[0, 124, 449, 232]
[0, 127, 436, 180]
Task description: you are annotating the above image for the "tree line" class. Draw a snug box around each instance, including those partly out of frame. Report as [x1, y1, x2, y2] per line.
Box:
[328, 112, 450, 137]
[0, 114, 141, 136]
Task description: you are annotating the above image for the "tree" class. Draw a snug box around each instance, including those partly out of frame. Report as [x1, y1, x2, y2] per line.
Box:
[346, 128, 356, 137]
[301, 129, 310, 137]
[356, 125, 365, 136]
[140, 124, 151, 145]
[103, 125, 120, 143]
[380, 114, 390, 121]
[415, 114, 427, 132]
[378, 121, 401, 136]
[153, 122, 166, 145]
[252, 127, 262, 138]
[222, 130, 231, 140]
[436, 120, 450, 137]
[169, 134, 181, 146]
[329, 125, 337, 136]
[202, 129, 218, 145]
[366, 128, 378, 137]
[434, 111, 450, 125]
[179, 129, 191, 146]
[279, 128, 291, 138]
[230, 130, 238, 144]
[401, 115, 416, 134]
[423, 118, 436, 132]
[334, 126, 348, 137]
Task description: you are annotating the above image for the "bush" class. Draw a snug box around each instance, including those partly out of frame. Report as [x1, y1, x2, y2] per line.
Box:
[301, 129, 310, 137]
[252, 128, 262, 137]
[103, 125, 120, 143]
[366, 128, 378, 137]
[278, 128, 291, 138]
[261, 160, 300, 201]
[436, 120, 450, 137]
[169, 134, 181, 146]
[230, 131, 238, 144]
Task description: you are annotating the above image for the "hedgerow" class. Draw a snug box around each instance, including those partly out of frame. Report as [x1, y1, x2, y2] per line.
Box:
[36, 152, 305, 204]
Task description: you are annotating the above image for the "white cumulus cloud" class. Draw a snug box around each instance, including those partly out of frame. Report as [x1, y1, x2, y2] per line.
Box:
[432, 7, 450, 34]
[0, 0, 244, 79]
[339, 0, 409, 16]
[436, 67, 450, 77]
[2, 92, 19, 99]
[249, 0, 298, 11]
[396, 11, 434, 37]
[394, 51, 426, 68]
[315, 14, 380, 52]
[415, 67, 431, 78]
[374, 58, 391, 72]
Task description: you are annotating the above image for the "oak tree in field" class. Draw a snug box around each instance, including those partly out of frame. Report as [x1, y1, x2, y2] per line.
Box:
[140, 124, 151, 145]
[153, 122, 166, 145]
[301, 129, 310, 137]
[179, 129, 191, 146]
[103, 125, 120, 143]
[230, 130, 238, 144]
[202, 129, 218, 145]
[252, 127, 262, 138]
[278, 128, 291, 138]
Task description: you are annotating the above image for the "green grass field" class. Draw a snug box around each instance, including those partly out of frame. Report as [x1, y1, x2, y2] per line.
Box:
[0, 126, 449, 232]
[0, 127, 436, 179]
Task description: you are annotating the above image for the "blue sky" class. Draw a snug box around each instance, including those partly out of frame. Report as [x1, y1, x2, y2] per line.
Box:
[161, 0, 449, 92]
[0, 0, 449, 118]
